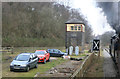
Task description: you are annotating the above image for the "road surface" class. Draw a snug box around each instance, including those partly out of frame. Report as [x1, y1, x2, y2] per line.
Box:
[103, 49, 117, 77]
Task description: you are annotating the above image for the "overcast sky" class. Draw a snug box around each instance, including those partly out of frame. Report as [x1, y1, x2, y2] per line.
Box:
[60, 0, 115, 35]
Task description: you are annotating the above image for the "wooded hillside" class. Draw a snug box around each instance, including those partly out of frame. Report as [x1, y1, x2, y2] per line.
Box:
[2, 2, 93, 47]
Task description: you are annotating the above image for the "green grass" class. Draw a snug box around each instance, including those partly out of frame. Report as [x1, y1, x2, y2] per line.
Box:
[2, 47, 67, 77]
[70, 53, 87, 58]
[2, 48, 89, 77]
[2, 56, 68, 77]
[13, 58, 67, 77]
[84, 50, 89, 53]
[61, 49, 66, 53]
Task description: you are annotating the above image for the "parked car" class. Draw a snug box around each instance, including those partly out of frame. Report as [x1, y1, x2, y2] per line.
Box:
[10, 53, 38, 72]
[35, 50, 50, 64]
[47, 49, 67, 57]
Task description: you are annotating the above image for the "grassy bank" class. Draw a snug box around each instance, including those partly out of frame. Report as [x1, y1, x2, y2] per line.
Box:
[84, 51, 104, 77]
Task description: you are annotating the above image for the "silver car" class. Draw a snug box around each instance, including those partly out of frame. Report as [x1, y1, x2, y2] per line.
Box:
[10, 53, 38, 72]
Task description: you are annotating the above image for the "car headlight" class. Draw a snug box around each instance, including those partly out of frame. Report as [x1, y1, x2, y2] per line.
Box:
[21, 64, 27, 67]
[10, 63, 14, 66]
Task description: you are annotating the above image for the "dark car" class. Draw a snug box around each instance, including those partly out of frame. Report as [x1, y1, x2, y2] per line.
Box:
[10, 53, 38, 72]
[47, 49, 67, 57]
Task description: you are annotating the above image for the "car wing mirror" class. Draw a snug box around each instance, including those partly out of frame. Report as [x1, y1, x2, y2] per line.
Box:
[14, 56, 18, 60]
[29, 58, 31, 62]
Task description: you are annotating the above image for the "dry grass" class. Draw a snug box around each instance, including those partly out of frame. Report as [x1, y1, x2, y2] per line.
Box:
[84, 51, 104, 77]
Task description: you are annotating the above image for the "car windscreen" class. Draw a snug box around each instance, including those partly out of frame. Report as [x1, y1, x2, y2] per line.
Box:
[35, 51, 45, 55]
[47, 49, 53, 53]
[53, 49, 59, 53]
[15, 55, 30, 61]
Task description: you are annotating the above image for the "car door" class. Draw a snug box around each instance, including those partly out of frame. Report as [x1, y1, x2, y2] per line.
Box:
[59, 50, 64, 57]
[53, 49, 57, 57]
[49, 49, 54, 57]
[45, 51, 49, 60]
[54, 49, 59, 57]
[28, 57, 32, 68]
[32, 54, 37, 67]
[29, 55, 34, 68]
[57, 50, 61, 57]
[44, 51, 47, 60]
[34, 54, 38, 64]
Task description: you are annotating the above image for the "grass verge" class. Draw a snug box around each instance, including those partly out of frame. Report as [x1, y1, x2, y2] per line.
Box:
[84, 51, 104, 77]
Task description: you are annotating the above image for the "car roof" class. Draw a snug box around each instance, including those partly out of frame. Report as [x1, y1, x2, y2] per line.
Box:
[20, 53, 34, 55]
[35, 50, 46, 51]
[48, 49, 59, 50]
[47, 49, 59, 50]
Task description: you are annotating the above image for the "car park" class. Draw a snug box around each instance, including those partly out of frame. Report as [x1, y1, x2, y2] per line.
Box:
[47, 49, 67, 57]
[35, 50, 50, 64]
[10, 53, 38, 72]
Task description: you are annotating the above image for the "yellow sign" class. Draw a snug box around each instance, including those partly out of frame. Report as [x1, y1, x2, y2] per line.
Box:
[66, 24, 85, 32]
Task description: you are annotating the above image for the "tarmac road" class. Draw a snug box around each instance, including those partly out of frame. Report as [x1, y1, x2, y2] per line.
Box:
[103, 49, 117, 77]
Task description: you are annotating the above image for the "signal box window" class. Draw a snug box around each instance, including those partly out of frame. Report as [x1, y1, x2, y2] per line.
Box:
[71, 26, 74, 30]
[78, 26, 81, 30]
[75, 26, 77, 30]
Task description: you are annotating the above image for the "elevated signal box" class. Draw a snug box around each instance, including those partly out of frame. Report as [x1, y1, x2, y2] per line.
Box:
[65, 18, 85, 54]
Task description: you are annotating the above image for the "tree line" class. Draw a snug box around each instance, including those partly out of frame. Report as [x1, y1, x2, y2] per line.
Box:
[2, 2, 93, 47]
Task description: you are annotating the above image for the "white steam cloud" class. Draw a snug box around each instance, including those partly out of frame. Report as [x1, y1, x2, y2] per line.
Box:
[59, 0, 115, 35]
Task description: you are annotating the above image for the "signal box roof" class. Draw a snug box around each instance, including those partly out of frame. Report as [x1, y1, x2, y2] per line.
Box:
[65, 18, 84, 24]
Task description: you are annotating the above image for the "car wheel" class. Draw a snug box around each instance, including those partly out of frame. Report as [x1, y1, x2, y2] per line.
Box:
[43, 58, 46, 64]
[48, 57, 50, 62]
[34, 64, 38, 68]
[26, 66, 30, 72]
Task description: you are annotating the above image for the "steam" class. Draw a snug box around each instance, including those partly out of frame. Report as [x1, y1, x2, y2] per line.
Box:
[97, 2, 119, 33]
[58, 0, 115, 35]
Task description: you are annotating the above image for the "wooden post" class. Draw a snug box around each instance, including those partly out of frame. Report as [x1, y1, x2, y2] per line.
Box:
[11, 47, 14, 54]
